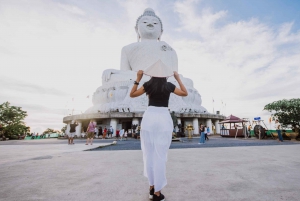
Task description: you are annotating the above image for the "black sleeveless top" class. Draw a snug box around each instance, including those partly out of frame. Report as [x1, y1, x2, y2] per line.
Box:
[69, 123, 78, 133]
[143, 82, 176, 107]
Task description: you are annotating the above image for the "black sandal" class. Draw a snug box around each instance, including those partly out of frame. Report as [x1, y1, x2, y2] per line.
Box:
[153, 192, 165, 201]
[149, 188, 154, 200]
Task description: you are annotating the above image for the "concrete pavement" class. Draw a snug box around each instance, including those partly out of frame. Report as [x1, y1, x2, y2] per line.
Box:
[0, 140, 300, 201]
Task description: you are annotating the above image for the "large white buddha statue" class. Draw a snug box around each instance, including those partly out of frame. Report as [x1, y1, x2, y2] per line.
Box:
[86, 8, 207, 114]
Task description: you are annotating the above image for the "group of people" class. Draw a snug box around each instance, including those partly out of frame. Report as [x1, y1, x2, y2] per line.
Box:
[30, 132, 47, 139]
[199, 124, 210, 144]
[67, 120, 129, 145]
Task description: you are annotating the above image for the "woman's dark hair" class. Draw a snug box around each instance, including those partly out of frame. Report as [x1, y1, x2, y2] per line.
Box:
[144, 77, 167, 96]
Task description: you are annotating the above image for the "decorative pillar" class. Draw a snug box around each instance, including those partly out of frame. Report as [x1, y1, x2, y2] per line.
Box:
[175, 118, 181, 132]
[66, 123, 71, 135]
[177, 118, 181, 125]
[110, 118, 117, 137]
[193, 118, 199, 134]
[215, 120, 220, 134]
[76, 120, 82, 137]
[132, 118, 139, 125]
[206, 119, 212, 134]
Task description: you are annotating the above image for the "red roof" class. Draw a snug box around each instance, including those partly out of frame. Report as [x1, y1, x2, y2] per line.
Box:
[219, 114, 248, 123]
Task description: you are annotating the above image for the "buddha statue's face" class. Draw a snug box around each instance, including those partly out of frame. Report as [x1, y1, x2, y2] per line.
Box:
[136, 16, 162, 40]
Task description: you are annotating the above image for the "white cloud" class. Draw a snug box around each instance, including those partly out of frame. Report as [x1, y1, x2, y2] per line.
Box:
[0, 0, 129, 132]
[0, 0, 299, 132]
[172, 0, 300, 120]
[58, 3, 86, 16]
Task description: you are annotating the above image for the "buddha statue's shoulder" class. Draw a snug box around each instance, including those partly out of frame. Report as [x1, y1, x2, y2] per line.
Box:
[122, 41, 177, 55]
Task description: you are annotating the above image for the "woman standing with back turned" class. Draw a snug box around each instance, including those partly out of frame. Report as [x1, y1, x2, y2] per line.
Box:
[130, 70, 187, 201]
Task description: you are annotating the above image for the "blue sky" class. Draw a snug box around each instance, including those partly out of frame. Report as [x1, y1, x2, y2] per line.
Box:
[203, 0, 300, 28]
[0, 0, 299, 133]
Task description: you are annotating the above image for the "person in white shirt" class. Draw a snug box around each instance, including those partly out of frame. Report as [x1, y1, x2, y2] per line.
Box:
[109, 126, 114, 138]
[124, 130, 128, 141]
[204, 126, 209, 140]
[275, 119, 283, 142]
[94, 127, 99, 138]
[119, 129, 124, 141]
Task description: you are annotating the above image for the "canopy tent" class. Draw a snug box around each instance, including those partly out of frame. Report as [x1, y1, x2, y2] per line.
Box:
[219, 114, 248, 124]
[219, 115, 248, 137]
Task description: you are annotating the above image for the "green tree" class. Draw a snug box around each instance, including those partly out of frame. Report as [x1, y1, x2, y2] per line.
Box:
[43, 128, 55, 134]
[43, 128, 61, 134]
[61, 125, 67, 133]
[0, 102, 30, 138]
[264, 98, 300, 134]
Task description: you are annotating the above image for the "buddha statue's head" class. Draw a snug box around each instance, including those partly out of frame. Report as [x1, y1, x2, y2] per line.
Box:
[135, 8, 163, 41]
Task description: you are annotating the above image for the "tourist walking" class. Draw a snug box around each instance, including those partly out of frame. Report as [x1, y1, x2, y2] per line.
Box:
[248, 124, 252, 137]
[204, 126, 209, 140]
[86, 120, 96, 145]
[124, 130, 128, 141]
[130, 70, 188, 201]
[275, 119, 283, 142]
[199, 125, 205, 144]
[234, 124, 239, 138]
[119, 129, 124, 141]
[94, 127, 99, 138]
[68, 121, 78, 145]
[206, 126, 210, 140]
[99, 126, 103, 138]
[108, 126, 113, 138]
[103, 126, 107, 139]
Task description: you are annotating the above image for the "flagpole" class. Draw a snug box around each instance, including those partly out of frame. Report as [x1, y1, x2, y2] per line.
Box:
[212, 98, 215, 114]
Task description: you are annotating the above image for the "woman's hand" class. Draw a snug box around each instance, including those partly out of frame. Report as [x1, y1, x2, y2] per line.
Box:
[173, 71, 188, 96]
[174, 71, 180, 81]
[130, 70, 145, 98]
[136, 70, 143, 82]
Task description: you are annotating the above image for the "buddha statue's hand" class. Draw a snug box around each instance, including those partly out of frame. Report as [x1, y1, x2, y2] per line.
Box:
[102, 69, 119, 82]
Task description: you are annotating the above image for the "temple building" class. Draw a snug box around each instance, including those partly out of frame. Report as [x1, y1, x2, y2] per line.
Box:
[62, 8, 225, 136]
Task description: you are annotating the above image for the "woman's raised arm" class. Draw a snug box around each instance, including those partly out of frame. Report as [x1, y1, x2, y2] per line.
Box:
[130, 70, 146, 98]
[173, 71, 188, 96]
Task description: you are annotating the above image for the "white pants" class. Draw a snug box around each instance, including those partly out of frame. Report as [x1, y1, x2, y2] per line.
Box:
[68, 132, 75, 138]
[141, 106, 172, 192]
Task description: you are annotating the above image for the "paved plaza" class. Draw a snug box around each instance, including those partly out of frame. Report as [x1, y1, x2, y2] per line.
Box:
[1, 137, 300, 201]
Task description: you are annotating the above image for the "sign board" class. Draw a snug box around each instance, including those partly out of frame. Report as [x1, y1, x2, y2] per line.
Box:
[254, 117, 261, 120]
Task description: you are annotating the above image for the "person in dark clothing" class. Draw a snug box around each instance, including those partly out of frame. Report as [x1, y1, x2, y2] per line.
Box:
[130, 70, 188, 201]
[99, 126, 103, 138]
[68, 121, 78, 145]
[199, 124, 205, 144]
[205, 126, 209, 141]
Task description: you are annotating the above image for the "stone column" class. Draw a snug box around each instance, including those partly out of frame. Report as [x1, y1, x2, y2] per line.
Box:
[76, 120, 82, 137]
[193, 118, 199, 134]
[132, 118, 139, 125]
[132, 118, 139, 134]
[110, 118, 118, 137]
[66, 123, 70, 135]
[215, 120, 220, 134]
[206, 119, 212, 134]
[177, 118, 181, 125]
[175, 118, 181, 132]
